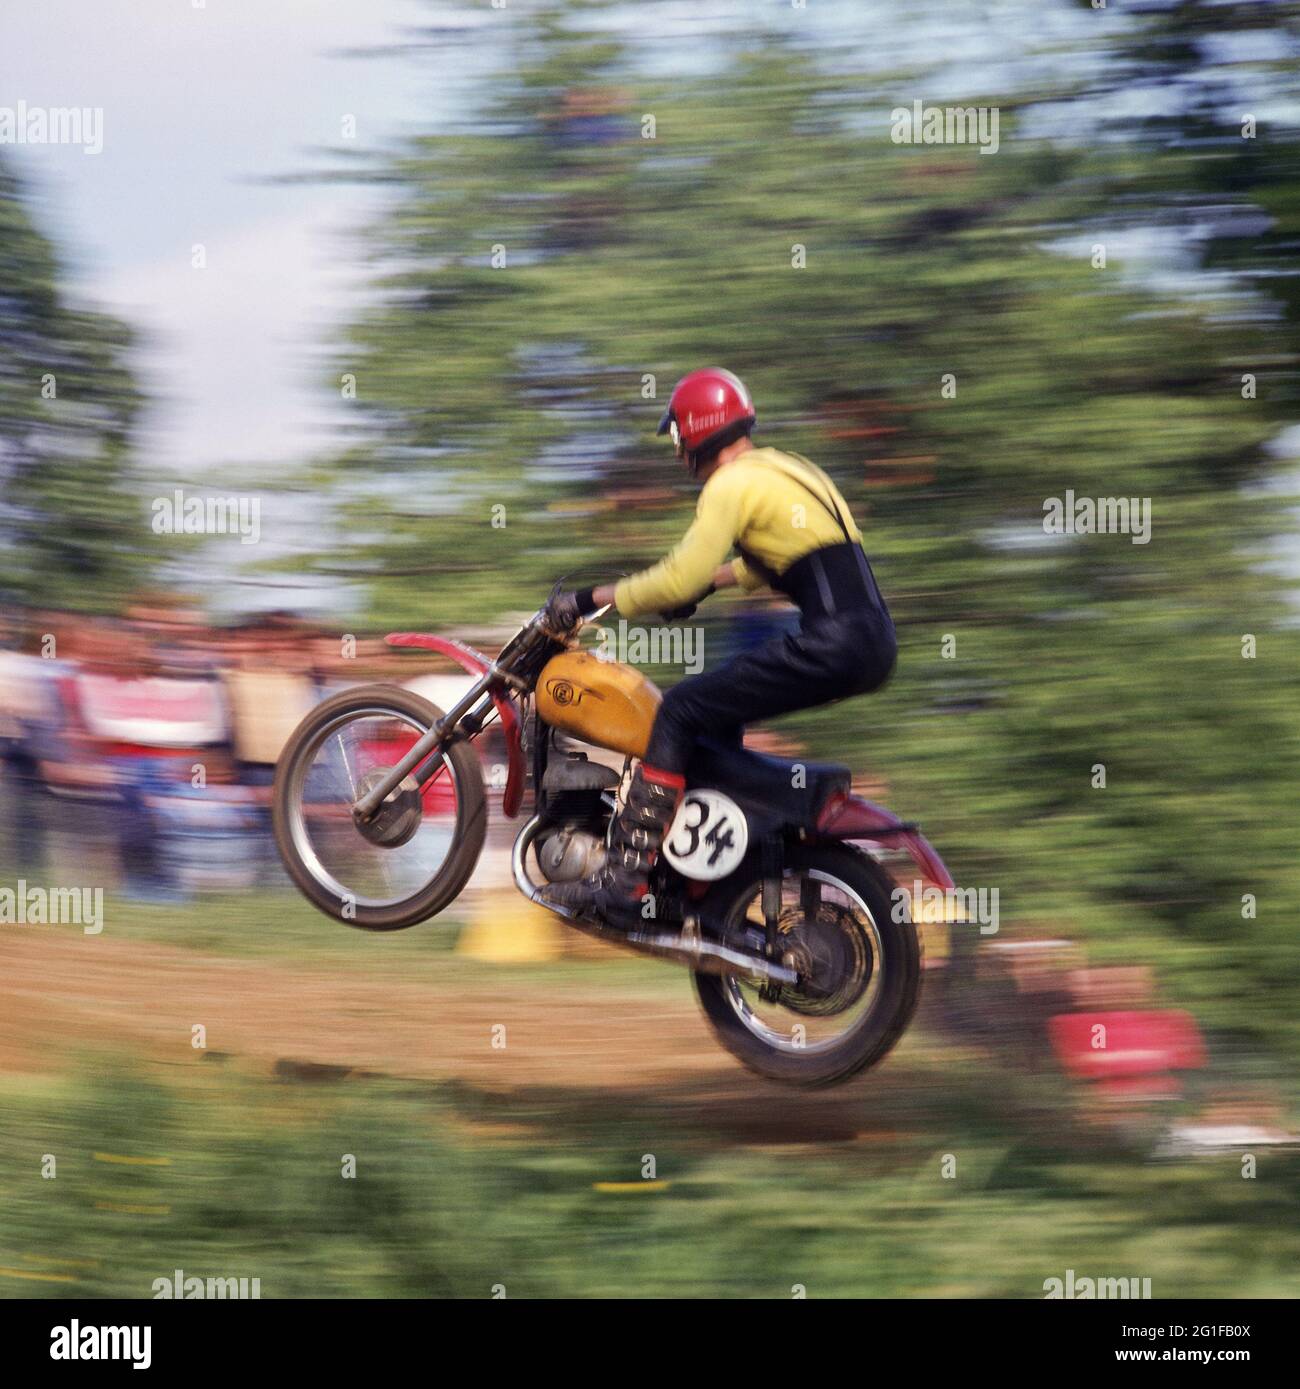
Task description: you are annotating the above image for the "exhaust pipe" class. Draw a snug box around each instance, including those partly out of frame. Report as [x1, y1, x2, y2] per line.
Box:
[511, 815, 798, 986]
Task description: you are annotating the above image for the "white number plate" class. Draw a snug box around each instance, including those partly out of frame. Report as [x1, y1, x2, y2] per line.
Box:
[662, 789, 749, 881]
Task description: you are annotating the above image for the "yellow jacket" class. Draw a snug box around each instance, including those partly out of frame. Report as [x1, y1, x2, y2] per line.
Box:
[613, 447, 861, 618]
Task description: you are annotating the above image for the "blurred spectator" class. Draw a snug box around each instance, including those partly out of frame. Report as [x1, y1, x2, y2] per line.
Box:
[72, 607, 227, 901]
[0, 601, 395, 899]
[0, 616, 65, 872]
[216, 611, 319, 884]
[547, 86, 633, 150]
[219, 611, 318, 774]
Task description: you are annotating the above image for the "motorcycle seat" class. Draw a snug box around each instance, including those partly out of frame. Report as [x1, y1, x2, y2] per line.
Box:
[687, 738, 852, 829]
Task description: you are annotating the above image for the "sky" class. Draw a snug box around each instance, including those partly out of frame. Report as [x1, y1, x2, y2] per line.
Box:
[0, 0, 467, 476]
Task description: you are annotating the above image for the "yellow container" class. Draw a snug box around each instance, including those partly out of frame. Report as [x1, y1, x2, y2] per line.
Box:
[536, 651, 662, 758]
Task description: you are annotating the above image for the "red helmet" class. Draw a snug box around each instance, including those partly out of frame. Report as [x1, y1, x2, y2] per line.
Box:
[657, 368, 756, 470]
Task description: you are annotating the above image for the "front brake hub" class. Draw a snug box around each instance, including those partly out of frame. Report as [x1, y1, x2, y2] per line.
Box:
[352, 768, 423, 848]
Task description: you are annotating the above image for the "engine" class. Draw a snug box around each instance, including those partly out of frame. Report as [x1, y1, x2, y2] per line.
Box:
[534, 751, 620, 884]
[535, 823, 606, 883]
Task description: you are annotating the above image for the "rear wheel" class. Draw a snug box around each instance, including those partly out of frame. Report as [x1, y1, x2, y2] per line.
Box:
[272, 684, 486, 930]
[694, 844, 920, 1086]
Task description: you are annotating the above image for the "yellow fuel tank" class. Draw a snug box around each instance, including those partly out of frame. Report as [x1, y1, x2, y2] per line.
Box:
[536, 650, 662, 758]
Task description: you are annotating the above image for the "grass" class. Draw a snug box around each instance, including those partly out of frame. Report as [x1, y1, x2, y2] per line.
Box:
[1, 1055, 1297, 1299]
[2, 860, 1297, 1299]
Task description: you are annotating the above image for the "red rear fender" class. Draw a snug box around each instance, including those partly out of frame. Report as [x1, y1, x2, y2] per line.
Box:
[816, 791, 953, 890]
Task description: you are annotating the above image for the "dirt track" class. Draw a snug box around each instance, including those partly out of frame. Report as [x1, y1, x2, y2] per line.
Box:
[0, 926, 737, 1090]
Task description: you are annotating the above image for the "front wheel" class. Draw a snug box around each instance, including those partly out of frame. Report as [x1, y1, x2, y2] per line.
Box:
[272, 683, 487, 930]
[694, 844, 920, 1086]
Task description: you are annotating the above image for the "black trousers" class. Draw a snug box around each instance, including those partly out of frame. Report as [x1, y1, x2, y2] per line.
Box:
[644, 608, 897, 775]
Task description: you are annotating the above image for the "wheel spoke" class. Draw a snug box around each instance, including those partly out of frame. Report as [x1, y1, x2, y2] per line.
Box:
[285, 704, 460, 911]
[725, 868, 882, 1056]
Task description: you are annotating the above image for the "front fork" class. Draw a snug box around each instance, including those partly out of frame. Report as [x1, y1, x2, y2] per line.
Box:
[350, 675, 498, 822]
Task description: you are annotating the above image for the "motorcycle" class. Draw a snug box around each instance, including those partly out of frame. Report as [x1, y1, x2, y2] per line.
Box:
[271, 599, 953, 1086]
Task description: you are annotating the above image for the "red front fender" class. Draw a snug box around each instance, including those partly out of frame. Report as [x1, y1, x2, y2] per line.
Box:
[815, 791, 953, 890]
[385, 633, 527, 818]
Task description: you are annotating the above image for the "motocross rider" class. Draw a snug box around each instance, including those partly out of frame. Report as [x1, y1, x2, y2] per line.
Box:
[540, 367, 896, 929]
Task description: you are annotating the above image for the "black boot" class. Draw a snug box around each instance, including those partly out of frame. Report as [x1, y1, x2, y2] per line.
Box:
[539, 764, 685, 931]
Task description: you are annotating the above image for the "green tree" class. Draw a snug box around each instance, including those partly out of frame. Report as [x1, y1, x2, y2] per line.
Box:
[310, 0, 1300, 1062]
[0, 154, 148, 612]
